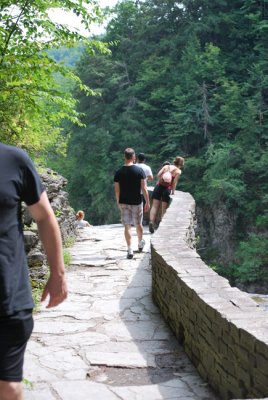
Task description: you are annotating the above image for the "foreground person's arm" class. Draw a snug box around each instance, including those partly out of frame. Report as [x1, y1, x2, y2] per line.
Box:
[28, 191, 68, 308]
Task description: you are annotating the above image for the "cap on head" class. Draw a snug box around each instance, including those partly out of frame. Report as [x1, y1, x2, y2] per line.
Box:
[162, 160, 170, 166]
[138, 153, 145, 162]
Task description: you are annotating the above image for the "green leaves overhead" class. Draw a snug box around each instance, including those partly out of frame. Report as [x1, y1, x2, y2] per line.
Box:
[0, 0, 106, 154]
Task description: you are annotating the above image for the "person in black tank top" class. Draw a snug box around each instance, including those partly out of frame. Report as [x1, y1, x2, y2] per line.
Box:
[149, 157, 185, 233]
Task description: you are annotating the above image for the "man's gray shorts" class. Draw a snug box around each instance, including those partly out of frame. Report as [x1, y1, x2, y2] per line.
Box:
[120, 203, 143, 226]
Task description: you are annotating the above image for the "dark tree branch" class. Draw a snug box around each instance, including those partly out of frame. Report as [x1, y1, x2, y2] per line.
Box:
[0, 0, 30, 65]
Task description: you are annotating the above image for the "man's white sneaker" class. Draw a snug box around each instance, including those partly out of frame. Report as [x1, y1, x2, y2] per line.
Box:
[127, 249, 134, 259]
[138, 239, 145, 252]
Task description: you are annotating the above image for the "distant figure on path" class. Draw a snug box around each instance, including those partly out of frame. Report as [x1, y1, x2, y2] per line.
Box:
[0, 143, 68, 400]
[136, 152, 153, 209]
[149, 156, 185, 233]
[75, 210, 91, 228]
[114, 148, 150, 259]
[136, 153, 153, 184]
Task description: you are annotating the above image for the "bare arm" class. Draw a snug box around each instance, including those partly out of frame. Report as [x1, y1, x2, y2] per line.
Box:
[147, 167, 153, 182]
[114, 182, 120, 208]
[171, 170, 181, 194]
[28, 191, 67, 308]
[141, 179, 150, 212]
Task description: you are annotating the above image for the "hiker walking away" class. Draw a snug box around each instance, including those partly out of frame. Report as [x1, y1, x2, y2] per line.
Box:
[114, 148, 150, 259]
[149, 156, 185, 233]
[136, 153, 153, 186]
[0, 143, 68, 400]
[136, 152, 153, 208]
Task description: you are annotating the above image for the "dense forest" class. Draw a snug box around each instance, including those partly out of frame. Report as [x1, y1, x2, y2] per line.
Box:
[1, 0, 268, 287]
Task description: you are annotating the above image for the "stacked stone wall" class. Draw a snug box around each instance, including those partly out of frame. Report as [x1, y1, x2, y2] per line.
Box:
[23, 169, 77, 283]
[151, 191, 268, 400]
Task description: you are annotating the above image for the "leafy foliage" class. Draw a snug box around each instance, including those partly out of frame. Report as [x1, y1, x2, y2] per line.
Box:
[0, 0, 106, 155]
[233, 234, 268, 284]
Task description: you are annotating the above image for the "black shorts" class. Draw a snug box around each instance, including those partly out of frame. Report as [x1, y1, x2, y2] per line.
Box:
[0, 309, 33, 382]
[152, 184, 171, 204]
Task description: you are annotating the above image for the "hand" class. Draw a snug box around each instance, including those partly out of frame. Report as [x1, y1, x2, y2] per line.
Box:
[41, 273, 68, 308]
[144, 202, 150, 212]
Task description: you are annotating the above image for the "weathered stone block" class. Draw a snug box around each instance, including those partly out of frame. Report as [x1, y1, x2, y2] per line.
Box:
[24, 230, 39, 252]
[252, 370, 268, 394]
[255, 353, 268, 378]
[228, 321, 240, 344]
[256, 338, 268, 360]
[233, 343, 250, 365]
[205, 329, 219, 350]
[235, 364, 252, 389]
[28, 249, 45, 269]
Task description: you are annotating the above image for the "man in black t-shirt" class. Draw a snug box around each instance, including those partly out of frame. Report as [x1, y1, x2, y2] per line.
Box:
[114, 148, 150, 259]
[0, 143, 68, 400]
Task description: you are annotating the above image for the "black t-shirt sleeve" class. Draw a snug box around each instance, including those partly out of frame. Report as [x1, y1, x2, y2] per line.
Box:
[20, 153, 45, 205]
[114, 169, 120, 182]
[140, 169, 146, 179]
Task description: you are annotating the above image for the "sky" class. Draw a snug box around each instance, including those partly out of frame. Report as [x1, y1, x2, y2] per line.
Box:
[49, 0, 119, 37]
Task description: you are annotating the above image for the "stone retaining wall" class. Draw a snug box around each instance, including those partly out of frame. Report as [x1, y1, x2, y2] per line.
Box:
[151, 191, 268, 400]
[23, 169, 77, 284]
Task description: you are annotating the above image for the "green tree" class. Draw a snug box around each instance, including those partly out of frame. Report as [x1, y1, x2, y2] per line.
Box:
[0, 0, 106, 155]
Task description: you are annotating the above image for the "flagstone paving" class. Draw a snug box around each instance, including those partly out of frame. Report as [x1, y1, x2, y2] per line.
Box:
[24, 224, 219, 400]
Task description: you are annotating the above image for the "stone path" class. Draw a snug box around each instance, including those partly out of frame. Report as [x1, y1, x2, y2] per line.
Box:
[24, 224, 219, 400]
[250, 294, 268, 311]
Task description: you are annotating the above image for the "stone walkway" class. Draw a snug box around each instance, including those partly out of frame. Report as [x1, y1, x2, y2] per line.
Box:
[250, 294, 268, 311]
[24, 224, 219, 400]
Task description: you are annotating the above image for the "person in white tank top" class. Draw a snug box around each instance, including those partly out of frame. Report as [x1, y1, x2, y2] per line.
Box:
[136, 153, 153, 187]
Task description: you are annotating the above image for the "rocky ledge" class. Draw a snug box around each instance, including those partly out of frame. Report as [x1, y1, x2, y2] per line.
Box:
[23, 168, 77, 284]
